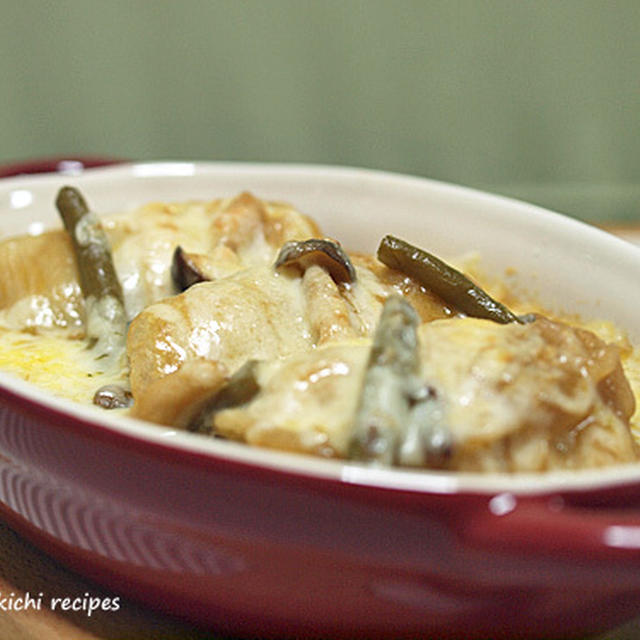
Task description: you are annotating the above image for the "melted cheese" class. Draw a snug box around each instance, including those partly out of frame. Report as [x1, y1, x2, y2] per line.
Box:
[214, 317, 639, 471]
[0, 192, 320, 331]
[127, 266, 314, 399]
[0, 192, 638, 473]
[0, 330, 128, 405]
[216, 341, 370, 456]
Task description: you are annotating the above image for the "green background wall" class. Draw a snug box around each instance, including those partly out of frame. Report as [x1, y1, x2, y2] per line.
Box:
[2, 0, 639, 222]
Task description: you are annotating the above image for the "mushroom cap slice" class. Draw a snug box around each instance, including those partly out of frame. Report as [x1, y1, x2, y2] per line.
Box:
[274, 238, 356, 284]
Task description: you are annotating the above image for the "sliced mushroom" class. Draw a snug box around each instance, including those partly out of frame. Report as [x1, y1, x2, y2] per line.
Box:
[275, 239, 356, 285]
[93, 384, 133, 409]
[301, 265, 358, 345]
[171, 246, 214, 291]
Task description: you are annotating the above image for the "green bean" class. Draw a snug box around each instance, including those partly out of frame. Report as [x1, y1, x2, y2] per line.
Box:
[189, 359, 261, 434]
[56, 186, 127, 362]
[377, 235, 525, 324]
[349, 296, 452, 467]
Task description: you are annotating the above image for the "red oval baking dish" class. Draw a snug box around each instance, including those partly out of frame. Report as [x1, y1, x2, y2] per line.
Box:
[1, 162, 640, 639]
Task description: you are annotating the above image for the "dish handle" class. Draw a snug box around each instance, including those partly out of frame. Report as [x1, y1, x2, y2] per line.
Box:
[465, 494, 640, 561]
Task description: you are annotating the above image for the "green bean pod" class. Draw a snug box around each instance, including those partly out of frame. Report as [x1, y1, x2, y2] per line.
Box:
[56, 186, 127, 362]
[377, 235, 524, 324]
[349, 296, 452, 467]
[189, 359, 261, 434]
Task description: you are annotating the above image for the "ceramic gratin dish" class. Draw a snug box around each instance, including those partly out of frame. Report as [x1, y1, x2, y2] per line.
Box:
[1, 162, 640, 639]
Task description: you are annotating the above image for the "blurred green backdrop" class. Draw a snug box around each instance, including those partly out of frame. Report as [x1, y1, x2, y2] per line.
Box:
[1, 0, 639, 222]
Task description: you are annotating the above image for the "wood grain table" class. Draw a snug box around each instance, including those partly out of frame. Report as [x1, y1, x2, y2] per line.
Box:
[1, 224, 639, 640]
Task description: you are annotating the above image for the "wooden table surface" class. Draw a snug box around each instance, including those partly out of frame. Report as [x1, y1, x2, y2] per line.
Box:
[1, 224, 639, 640]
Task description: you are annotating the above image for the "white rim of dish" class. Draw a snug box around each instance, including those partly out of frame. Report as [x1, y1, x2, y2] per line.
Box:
[2, 160, 640, 497]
